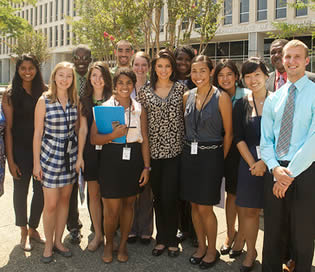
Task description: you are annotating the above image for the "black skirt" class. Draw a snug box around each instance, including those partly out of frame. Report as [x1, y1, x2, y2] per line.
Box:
[180, 143, 224, 205]
[224, 142, 240, 194]
[99, 142, 143, 198]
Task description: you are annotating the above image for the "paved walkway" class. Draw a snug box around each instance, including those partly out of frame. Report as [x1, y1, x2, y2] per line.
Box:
[0, 166, 314, 272]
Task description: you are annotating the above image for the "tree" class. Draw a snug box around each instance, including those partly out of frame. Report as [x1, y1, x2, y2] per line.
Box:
[7, 29, 50, 65]
[0, 0, 33, 37]
[268, 0, 315, 39]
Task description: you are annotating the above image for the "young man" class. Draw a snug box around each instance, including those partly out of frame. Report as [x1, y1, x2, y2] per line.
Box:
[261, 40, 315, 272]
[266, 39, 315, 92]
[110, 40, 133, 76]
[67, 44, 92, 243]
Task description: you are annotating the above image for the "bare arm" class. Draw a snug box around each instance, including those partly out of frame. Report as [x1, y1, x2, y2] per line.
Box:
[2, 91, 21, 179]
[90, 121, 127, 145]
[183, 90, 190, 110]
[219, 91, 233, 159]
[33, 97, 46, 181]
[139, 108, 150, 186]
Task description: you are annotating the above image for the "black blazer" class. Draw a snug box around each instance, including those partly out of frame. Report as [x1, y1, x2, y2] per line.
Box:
[266, 70, 315, 92]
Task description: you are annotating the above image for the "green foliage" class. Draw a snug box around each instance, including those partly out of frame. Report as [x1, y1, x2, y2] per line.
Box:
[8, 29, 50, 65]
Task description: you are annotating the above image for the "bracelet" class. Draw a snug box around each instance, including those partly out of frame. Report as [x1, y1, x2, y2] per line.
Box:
[144, 166, 152, 171]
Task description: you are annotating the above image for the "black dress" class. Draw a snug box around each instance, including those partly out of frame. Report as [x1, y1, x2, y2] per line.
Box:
[233, 97, 264, 209]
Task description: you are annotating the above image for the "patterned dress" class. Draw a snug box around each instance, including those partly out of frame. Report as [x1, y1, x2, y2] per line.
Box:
[0, 108, 5, 196]
[40, 96, 78, 188]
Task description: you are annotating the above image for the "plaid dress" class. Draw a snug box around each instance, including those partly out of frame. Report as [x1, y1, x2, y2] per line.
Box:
[40, 96, 78, 188]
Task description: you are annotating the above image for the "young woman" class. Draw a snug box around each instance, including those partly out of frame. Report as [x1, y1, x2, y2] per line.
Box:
[2, 54, 47, 251]
[137, 49, 186, 257]
[213, 59, 250, 257]
[33, 61, 78, 263]
[127, 52, 153, 245]
[180, 55, 233, 269]
[233, 57, 269, 271]
[75, 62, 112, 251]
[90, 68, 150, 263]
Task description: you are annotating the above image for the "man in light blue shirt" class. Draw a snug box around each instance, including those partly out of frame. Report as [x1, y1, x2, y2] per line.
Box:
[260, 40, 315, 272]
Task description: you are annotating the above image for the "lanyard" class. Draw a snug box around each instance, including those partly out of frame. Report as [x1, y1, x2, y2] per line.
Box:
[252, 90, 268, 117]
[193, 86, 213, 140]
[114, 98, 132, 146]
[57, 98, 71, 136]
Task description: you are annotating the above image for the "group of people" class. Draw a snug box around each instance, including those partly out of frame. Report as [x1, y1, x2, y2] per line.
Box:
[1, 37, 314, 272]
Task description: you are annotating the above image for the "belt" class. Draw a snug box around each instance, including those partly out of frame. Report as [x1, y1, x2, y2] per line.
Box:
[278, 160, 290, 167]
[44, 133, 76, 142]
[184, 141, 223, 150]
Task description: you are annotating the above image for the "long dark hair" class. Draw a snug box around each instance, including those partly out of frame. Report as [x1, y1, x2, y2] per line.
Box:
[150, 49, 177, 89]
[8, 54, 46, 106]
[80, 61, 112, 117]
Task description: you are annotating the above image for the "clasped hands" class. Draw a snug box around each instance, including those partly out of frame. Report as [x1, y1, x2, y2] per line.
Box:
[249, 160, 266, 176]
[272, 166, 294, 199]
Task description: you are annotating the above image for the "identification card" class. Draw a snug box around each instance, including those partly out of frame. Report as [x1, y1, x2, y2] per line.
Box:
[122, 147, 131, 160]
[95, 145, 102, 150]
[256, 146, 261, 159]
[191, 142, 198, 155]
[67, 140, 72, 153]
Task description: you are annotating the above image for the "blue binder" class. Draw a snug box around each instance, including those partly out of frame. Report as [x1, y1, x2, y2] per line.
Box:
[93, 106, 126, 143]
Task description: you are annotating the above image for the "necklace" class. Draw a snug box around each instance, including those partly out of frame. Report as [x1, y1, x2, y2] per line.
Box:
[92, 96, 105, 106]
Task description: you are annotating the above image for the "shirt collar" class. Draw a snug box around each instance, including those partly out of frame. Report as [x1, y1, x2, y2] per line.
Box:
[75, 71, 88, 80]
[287, 74, 308, 93]
[275, 70, 287, 82]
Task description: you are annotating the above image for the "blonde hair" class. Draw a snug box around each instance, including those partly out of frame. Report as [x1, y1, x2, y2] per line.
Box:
[283, 39, 309, 58]
[47, 61, 78, 106]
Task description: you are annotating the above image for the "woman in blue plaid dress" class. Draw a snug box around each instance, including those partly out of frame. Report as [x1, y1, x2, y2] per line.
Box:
[33, 62, 78, 263]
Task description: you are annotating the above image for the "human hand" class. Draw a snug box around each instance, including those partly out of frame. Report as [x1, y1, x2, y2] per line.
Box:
[111, 125, 127, 139]
[33, 164, 43, 182]
[75, 157, 84, 173]
[139, 169, 149, 187]
[273, 166, 294, 187]
[8, 161, 22, 179]
[273, 181, 289, 198]
[250, 160, 266, 176]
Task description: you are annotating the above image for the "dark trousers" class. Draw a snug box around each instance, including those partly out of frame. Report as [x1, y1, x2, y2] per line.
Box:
[13, 173, 44, 229]
[150, 156, 180, 247]
[262, 162, 315, 272]
[67, 182, 82, 231]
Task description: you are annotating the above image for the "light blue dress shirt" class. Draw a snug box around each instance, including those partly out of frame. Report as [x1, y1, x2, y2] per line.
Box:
[260, 74, 315, 177]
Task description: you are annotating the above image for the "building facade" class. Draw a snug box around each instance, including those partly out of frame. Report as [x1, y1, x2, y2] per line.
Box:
[0, 0, 314, 83]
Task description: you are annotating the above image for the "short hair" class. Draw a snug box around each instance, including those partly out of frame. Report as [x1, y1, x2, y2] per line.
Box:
[213, 59, 241, 89]
[270, 39, 288, 50]
[283, 39, 309, 58]
[131, 51, 151, 68]
[191, 55, 214, 71]
[241, 57, 269, 78]
[113, 67, 137, 89]
[151, 49, 177, 89]
[174, 45, 196, 60]
[72, 44, 91, 57]
[116, 40, 133, 51]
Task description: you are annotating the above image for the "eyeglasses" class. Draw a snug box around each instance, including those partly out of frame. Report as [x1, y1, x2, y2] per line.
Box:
[73, 55, 90, 61]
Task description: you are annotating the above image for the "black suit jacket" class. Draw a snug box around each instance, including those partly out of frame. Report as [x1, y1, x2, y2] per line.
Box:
[266, 71, 315, 92]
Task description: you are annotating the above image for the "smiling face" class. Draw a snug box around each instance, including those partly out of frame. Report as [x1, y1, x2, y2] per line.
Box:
[270, 42, 285, 73]
[217, 67, 237, 93]
[72, 48, 92, 76]
[18, 60, 37, 83]
[176, 51, 192, 78]
[115, 74, 134, 99]
[115, 42, 133, 67]
[283, 45, 309, 83]
[155, 58, 173, 81]
[243, 67, 268, 94]
[132, 56, 149, 79]
[191, 61, 212, 88]
[55, 67, 74, 91]
[90, 68, 105, 91]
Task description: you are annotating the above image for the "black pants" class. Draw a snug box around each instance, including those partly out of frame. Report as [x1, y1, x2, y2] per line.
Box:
[67, 182, 82, 231]
[150, 156, 180, 247]
[13, 173, 43, 229]
[262, 162, 315, 272]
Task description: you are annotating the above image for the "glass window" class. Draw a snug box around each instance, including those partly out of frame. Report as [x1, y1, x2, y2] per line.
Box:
[73, 0, 76, 16]
[224, 0, 232, 25]
[49, 27, 53, 47]
[50, 2, 53, 22]
[26, 9, 29, 21]
[22, 10, 24, 18]
[67, 0, 70, 16]
[276, 0, 287, 19]
[44, 3, 48, 23]
[257, 0, 267, 21]
[55, 0, 59, 21]
[39, 5, 42, 25]
[55, 25, 58, 47]
[30, 8, 33, 25]
[230, 41, 243, 56]
[60, 24, 64, 46]
[61, 0, 64, 19]
[296, 0, 307, 16]
[34, 7, 37, 26]
[217, 42, 229, 57]
[240, 0, 249, 23]
[66, 24, 70, 45]
[160, 6, 164, 32]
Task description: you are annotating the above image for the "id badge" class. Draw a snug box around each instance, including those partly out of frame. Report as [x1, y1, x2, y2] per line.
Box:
[256, 146, 261, 159]
[122, 147, 131, 160]
[67, 140, 72, 153]
[191, 142, 198, 155]
[95, 145, 102, 150]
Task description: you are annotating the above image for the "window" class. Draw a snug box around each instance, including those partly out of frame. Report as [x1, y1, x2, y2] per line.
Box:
[276, 0, 287, 19]
[240, 0, 249, 23]
[55, 0, 59, 21]
[296, 0, 307, 16]
[224, 0, 232, 25]
[73, 0, 76, 16]
[67, 0, 70, 16]
[49, 27, 53, 47]
[44, 4, 48, 23]
[39, 5, 42, 25]
[26, 9, 29, 21]
[50, 2, 53, 22]
[66, 24, 70, 45]
[34, 7, 37, 26]
[22, 10, 24, 18]
[61, 0, 64, 19]
[257, 0, 267, 20]
[60, 24, 64, 46]
[30, 8, 33, 25]
[55, 25, 58, 46]
[160, 6, 164, 32]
